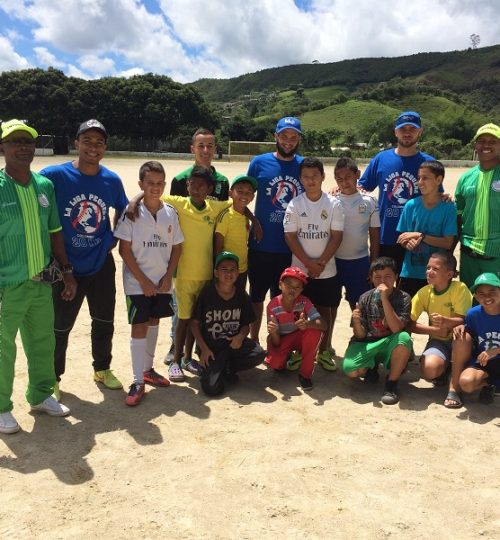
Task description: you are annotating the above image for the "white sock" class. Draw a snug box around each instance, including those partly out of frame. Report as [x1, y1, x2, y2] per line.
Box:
[145, 325, 159, 371]
[130, 338, 147, 383]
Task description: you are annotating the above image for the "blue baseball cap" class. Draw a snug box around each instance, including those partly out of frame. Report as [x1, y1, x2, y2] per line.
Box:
[276, 116, 302, 134]
[395, 111, 421, 129]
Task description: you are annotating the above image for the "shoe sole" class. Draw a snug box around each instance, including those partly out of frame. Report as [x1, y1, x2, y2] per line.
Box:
[0, 424, 20, 434]
[93, 377, 123, 390]
[144, 379, 170, 387]
[30, 407, 70, 417]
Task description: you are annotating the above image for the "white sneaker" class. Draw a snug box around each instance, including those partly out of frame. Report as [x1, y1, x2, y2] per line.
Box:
[31, 396, 70, 417]
[0, 411, 20, 434]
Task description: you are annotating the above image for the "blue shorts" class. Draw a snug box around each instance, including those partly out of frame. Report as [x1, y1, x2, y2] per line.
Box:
[333, 256, 370, 307]
[422, 339, 452, 362]
[126, 294, 174, 324]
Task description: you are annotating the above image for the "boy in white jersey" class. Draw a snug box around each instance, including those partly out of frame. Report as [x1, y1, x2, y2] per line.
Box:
[284, 157, 344, 370]
[333, 157, 380, 310]
[115, 161, 183, 406]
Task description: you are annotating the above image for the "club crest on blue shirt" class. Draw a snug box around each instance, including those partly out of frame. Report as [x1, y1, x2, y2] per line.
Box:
[384, 175, 416, 205]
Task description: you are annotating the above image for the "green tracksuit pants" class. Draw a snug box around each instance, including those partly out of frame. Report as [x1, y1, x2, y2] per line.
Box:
[0, 280, 56, 412]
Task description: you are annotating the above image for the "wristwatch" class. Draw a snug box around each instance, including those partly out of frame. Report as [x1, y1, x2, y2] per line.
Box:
[61, 263, 74, 274]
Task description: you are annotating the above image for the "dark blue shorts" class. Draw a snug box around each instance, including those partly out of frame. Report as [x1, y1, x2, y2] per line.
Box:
[303, 274, 339, 308]
[248, 249, 291, 302]
[126, 293, 174, 324]
[333, 256, 371, 307]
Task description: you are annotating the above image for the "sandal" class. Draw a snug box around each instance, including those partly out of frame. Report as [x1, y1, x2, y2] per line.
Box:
[444, 390, 463, 409]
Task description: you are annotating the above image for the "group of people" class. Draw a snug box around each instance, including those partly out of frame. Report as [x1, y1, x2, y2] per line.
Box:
[0, 111, 498, 433]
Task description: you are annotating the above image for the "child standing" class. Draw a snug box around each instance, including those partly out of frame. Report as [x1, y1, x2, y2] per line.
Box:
[283, 157, 344, 371]
[451, 273, 500, 406]
[266, 267, 327, 390]
[191, 251, 265, 397]
[396, 160, 456, 297]
[114, 161, 183, 406]
[214, 174, 258, 291]
[342, 257, 412, 405]
[409, 252, 472, 402]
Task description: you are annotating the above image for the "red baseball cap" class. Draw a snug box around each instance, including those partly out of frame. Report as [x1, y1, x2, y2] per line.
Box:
[280, 266, 308, 285]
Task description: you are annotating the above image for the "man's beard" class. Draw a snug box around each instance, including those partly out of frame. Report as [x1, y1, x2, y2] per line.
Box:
[276, 140, 299, 159]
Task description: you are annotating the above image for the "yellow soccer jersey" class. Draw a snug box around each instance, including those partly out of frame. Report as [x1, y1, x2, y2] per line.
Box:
[161, 195, 231, 280]
[411, 281, 473, 340]
[215, 207, 250, 272]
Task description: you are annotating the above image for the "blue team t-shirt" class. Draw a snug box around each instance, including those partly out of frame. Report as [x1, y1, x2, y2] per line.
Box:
[40, 161, 128, 276]
[359, 149, 435, 245]
[397, 197, 457, 279]
[247, 152, 304, 253]
[464, 304, 500, 364]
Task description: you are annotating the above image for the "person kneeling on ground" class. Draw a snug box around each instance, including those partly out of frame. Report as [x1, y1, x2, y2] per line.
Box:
[342, 256, 412, 405]
[265, 266, 327, 391]
[191, 252, 265, 397]
[451, 273, 500, 407]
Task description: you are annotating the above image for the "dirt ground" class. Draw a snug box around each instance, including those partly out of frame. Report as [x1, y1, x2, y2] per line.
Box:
[0, 156, 498, 539]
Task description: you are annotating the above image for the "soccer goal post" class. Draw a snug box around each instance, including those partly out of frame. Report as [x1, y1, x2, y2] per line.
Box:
[228, 140, 275, 158]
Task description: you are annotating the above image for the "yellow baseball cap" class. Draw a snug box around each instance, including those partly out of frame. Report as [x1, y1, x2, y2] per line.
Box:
[1, 119, 38, 140]
[473, 123, 500, 141]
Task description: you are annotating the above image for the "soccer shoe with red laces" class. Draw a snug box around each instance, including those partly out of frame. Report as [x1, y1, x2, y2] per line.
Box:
[143, 368, 170, 387]
[125, 383, 145, 406]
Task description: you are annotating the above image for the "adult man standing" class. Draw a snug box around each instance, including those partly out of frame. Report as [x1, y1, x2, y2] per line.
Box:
[247, 117, 304, 343]
[455, 123, 500, 287]
[170, 128, 229, 201]
[40, 119, 128, 396]
[0, 119, 75, 433]
[359, 111, 434, 272]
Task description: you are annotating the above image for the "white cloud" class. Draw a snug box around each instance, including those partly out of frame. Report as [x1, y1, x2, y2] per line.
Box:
[34, 46, 65, 68]
[66, 64, 91, 79]
[0, 36, 30, 71]
[78, 54, 115, 75]
[118, 67, 146, 77]
[1, 0, 499, 81]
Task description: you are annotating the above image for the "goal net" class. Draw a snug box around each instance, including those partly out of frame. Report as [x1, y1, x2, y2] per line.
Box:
[228, 140, 275, 158]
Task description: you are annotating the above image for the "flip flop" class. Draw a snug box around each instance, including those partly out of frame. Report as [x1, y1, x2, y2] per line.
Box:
[444, 390, 463, 409]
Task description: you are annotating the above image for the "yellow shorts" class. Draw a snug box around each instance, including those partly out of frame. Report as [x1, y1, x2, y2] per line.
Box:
[175, 279, 210, 319]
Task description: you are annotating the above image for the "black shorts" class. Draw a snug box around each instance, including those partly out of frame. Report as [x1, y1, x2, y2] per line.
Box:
[399, 277, 427, 298]
[470, 357, 500, 383]
[248, 250, 291, 302]
[303, 275, 340, 308]
[126, 293, 174, 324]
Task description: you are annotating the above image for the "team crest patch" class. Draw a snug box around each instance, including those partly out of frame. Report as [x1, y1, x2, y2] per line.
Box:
[320, 210, 328, 220]
[492, 180, 500, 192]
[38, 194, 50, 208]
[386, 176, 415, 205]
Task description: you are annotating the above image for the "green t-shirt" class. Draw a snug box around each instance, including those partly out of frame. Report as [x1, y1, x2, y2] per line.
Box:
[455, 164, 500, 257]
[170, 165, 229, 201]
[0, 170, 61, 287]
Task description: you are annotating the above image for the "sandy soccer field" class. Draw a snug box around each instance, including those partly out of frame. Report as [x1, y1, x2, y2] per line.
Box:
[1, 156, 499, 539]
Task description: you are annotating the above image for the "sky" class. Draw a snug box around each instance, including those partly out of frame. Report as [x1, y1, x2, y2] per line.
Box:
[0, 0, 499, 83]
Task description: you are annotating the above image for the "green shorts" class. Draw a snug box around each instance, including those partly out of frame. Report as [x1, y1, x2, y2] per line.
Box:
[342, 332, 412, 373]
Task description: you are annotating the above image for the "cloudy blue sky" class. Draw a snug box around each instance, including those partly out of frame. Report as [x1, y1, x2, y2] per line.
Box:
[1, 0, 499, 83]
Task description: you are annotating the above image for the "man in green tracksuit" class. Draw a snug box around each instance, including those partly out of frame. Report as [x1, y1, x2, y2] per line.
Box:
[456, 123, 500, 287]
[0, 119, 76, 434]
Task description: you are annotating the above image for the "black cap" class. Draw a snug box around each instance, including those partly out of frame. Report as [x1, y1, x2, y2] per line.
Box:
[76, 119, 107, 139]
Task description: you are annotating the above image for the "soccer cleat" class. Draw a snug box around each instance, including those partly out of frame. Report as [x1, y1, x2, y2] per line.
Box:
[316, 350, 337, 372]
[94, 369, 123, 389]
[31, 396, 70, 416]
[143, 368, 170, 387]
[0, 411, 20, 434]
[163, 342, 175, 365]
[53, 381, 61, 401]
[125, 383, 145, 406]
[298, 375, 313, 391]
[286, 351, 302, 371]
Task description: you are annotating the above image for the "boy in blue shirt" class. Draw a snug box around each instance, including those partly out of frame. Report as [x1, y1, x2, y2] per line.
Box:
[396, 160, 456, 297]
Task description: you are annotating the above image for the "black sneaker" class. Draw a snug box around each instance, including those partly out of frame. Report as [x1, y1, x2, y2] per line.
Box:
[479, 384, 495, 405]
[381, 379, 399, 405]
[363, 365, 379, 384]
[299, 375, 313, 391]
[163, 342, 175, 365]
